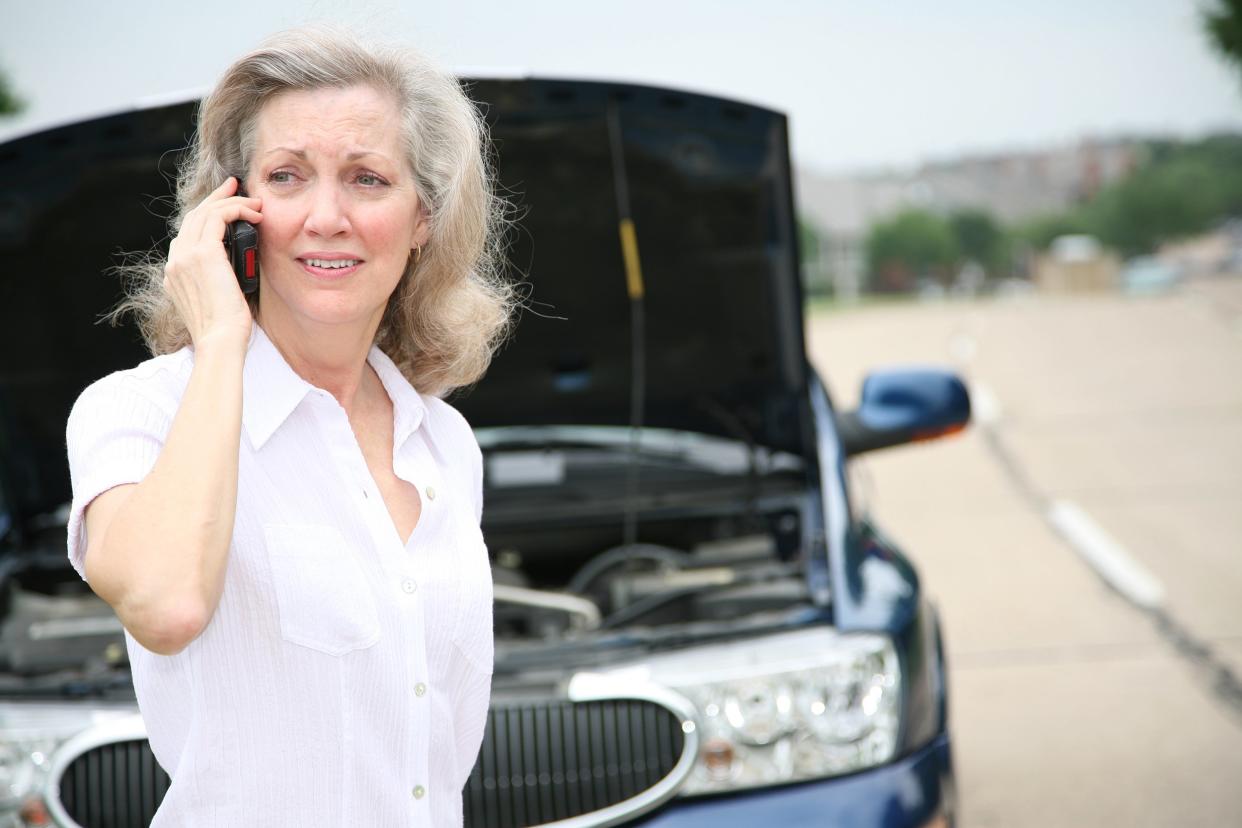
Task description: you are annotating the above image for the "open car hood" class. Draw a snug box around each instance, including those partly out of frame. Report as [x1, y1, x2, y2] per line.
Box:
[0, 77, 813, 540]
[454, 79, 812, 458]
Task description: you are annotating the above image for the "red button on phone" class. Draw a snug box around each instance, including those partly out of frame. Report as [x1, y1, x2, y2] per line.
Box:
[245, 248, 256, 279]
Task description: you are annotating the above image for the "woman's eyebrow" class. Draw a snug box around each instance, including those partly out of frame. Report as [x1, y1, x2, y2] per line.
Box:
[261, 147, 391, 162]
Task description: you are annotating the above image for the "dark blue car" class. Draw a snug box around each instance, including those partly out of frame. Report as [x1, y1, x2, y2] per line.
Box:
[0, 78, 967, 827]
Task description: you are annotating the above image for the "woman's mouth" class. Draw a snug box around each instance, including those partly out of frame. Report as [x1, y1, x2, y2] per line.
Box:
[298, 257, 362, 279]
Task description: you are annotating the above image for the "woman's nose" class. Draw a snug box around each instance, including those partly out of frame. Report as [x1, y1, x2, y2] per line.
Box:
[304, 183, 351, 237]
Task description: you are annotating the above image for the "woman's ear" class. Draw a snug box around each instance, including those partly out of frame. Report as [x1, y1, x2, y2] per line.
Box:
[411, 202, 431, 249]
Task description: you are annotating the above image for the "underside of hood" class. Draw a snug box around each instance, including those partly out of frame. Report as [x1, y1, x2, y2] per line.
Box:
[456, 79, 811, 457]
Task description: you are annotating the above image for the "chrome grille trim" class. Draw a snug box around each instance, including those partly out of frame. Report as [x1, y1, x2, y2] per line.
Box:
[43, 713, 156, 828]
[42, 682, 699, 828]
[550, 676, 699, 828]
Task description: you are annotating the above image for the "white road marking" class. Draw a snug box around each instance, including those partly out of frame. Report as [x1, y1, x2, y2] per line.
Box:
[970, 382, 1002, 426]
[1046, 500, 1166, 610]
[968, 379, 1167, 612]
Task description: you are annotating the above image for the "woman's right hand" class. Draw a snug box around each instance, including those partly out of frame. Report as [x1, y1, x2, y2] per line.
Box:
[163, 177, 263, 353]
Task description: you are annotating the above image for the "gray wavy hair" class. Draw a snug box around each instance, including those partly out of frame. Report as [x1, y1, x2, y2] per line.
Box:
[112, 25, 514, 396]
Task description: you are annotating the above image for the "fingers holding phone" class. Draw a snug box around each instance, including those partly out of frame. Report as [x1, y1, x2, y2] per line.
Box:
[164, 177, 263, 353]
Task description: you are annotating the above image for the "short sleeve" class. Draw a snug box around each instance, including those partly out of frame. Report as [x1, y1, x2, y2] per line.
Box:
[65, 375, 173, 582]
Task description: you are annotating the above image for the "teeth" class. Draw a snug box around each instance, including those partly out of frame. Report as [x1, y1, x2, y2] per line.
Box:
[306, 258, 358, 269]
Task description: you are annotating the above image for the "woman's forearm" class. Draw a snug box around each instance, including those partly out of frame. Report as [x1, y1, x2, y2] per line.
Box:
[86, 337, 246, 654]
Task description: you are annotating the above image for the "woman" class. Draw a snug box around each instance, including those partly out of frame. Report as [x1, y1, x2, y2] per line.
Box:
[65, 26, 512, 826]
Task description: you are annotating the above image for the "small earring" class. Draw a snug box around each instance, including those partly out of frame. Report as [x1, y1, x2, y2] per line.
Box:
[413, 243, 422, 266]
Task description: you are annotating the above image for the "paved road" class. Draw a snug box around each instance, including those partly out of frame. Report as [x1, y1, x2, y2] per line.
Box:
[806, 278, 1242, 828]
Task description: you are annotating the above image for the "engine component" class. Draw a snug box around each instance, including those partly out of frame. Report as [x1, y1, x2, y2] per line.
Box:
[0, 585, 123, 673]
[566, 543, 691, 595]
[493, 584, 602, 632]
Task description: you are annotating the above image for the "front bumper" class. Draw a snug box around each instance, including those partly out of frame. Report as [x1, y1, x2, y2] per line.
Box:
[629, 734, 953, 828]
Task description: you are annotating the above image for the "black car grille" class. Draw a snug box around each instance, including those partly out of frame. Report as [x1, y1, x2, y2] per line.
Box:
[464, 698, 687, 828]
[54, 698, 688, 828]
[56, 739, 170, 828]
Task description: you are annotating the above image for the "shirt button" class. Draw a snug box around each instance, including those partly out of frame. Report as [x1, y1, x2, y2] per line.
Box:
[401, 579, 417, 594]
[425, 486, 436, 501]
[412, 785, 426, 799]
[415, 682, 427, 697]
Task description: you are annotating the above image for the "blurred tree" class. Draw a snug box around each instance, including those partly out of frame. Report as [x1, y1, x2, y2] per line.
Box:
[798, 217, 820, 267]
[1082, 154, 1228, 255]
[1013, 211, 1092, 251]
[1182, 133, 1242, 215]
[798, 217, 831, 297]
[865, 209, 958, 292]
[1012, 135, 1242, 256]
[949, 209, 1009, 276]
[1204, 0, 1242, 81]
[0, 67, 23, 116]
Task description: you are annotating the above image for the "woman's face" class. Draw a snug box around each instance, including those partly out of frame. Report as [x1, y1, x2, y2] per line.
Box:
[246, 84, 427, 336]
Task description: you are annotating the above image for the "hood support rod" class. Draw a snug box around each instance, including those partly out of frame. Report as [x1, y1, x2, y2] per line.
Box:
[606, 96, 646, 548]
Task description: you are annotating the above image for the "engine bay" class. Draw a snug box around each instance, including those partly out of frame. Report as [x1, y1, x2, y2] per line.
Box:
[488, 509, 812, 645]
[0, 431, 821, 690]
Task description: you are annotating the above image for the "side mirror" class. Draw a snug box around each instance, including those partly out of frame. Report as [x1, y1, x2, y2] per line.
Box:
[836, 368, 971, 457]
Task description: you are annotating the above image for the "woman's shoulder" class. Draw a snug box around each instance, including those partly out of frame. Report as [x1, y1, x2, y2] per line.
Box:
[72, 347, 195, 417]
[420, 393, 480, 453]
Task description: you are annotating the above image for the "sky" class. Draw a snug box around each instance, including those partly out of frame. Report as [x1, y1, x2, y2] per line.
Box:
[2, 0, 1240, 173]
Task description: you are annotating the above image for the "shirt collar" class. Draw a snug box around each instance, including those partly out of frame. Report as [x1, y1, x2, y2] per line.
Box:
[365, 340, 427, 450]
[241, 323, 427, 451]
[241, 324, 315, 450]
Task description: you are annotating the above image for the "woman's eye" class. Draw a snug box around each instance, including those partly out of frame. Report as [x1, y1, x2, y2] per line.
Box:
[267, 170, 295, 184]
[356, 173, 386, 187]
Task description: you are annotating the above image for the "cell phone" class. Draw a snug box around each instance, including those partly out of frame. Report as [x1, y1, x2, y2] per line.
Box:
[223, 182, 260, 295]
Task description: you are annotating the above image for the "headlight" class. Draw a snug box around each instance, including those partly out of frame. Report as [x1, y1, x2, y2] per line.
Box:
[0, 702, 135, 825]
[572, 627, 901, 797]
[676, 637, 899, 794]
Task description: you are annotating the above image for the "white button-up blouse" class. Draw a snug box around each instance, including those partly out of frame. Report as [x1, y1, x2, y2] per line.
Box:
[65, 324, 493, 827]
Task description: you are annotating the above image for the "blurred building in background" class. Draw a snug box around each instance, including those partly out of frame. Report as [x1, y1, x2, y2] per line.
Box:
[797, 139, 1140, 299]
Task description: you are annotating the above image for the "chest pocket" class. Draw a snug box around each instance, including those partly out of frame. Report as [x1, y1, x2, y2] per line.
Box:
[264, 524, 381, 657]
